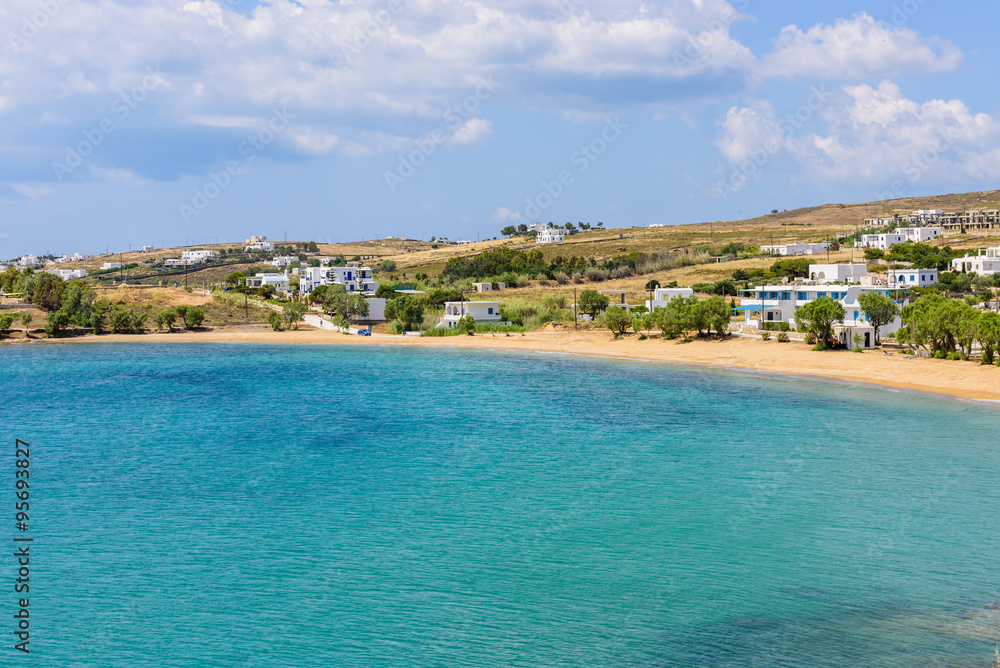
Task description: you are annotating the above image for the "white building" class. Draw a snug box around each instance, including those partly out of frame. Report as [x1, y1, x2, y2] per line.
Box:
[41, 269, 87, 280]
[182, 250, 216, 262]
[101, 262, 123, 271]
[857, 227, 942, 250]
[270, 256, 298, 268]
[887, 268, 938, 288]
[910, 209, 943, 224]
[738, 284, 910, 341]
[951, 246, 1000, 276]
[140, 245, 155, 253]
[761, 241, 829, 256]
[299, 265, 378, 294]
[17, 255, 39, 267]
[164, 258, 200, 267]
[528, 222, 548, 233]
[442, 301, 502, 327]
[808, 263, 868, 284]
[646, 287, 694, 310]
[537, 228, 565, 244]
[245, 235, 275, 252]
[473, 282, 506, 292]
[246, 273, 290, 292]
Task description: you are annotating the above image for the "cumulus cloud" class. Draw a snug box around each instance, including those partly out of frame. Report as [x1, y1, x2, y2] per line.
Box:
[758, 13, 961, 80]
[490, 207, 521, 223]
[716, 81, 1000, 188]
[0, 0, 969, 186]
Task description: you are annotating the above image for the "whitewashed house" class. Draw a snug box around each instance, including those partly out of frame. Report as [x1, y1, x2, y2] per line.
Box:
[140, 245, 155, 253]
[646, 287, 694, 310]
[245, 235, 275, 252]
[17, 255, 40, 267]
[300, 264, 378, 294]
[537, 228, 565, 244]
[809, 263, 868, 284]
[101, 262, 123, 270]
[951, 246, 1000, 276]
[738, 284, 909, 339]
[246, 273, 290, 293]
[761, 242, 829, 256]
[270, 256, 298, 268]
[41, 269, 86, 280]
[887, 268, 938, 288]
[473, 282, 505, 292]
[182, 250, 216, 263]
[442, 301, 502, 327]
[857, 227, 942, 250]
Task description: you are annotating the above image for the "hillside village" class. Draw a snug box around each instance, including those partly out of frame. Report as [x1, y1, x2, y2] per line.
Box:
[3, 194, 1000, 364]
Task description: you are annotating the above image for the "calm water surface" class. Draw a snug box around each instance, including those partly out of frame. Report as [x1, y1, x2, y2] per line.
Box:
[1, 343, 998, 667]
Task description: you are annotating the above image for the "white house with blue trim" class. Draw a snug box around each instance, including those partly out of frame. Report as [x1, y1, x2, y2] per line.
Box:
[738, 284, 908, 338]
[300, 264, 378, 294]
[887, 268, 938, 288]
[442, 301, 502, 327]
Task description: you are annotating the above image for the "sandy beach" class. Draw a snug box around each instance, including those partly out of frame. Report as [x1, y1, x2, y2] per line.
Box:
[24, 325, 1000, 403]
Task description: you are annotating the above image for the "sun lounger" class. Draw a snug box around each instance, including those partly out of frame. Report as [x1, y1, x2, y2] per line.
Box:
[882, 350, 894, 356]
[903, 355, 916, 359]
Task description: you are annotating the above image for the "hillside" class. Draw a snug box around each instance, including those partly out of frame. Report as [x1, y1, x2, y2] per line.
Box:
[34, 189, 1000, 290]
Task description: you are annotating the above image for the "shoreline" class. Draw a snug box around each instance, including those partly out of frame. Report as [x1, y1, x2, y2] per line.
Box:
[13, 326, 1000, 403]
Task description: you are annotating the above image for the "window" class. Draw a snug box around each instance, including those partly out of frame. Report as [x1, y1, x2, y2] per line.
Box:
[488, 308, 494, 315]
[854, 310, 859, 319]
[781, 291, 790, 300]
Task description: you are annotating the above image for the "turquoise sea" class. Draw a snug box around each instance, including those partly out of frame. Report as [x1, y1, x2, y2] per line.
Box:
[2, 343, 999, 667]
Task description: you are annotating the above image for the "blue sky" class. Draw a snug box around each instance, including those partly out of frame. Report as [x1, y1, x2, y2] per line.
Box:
[2, 0, 998, 257]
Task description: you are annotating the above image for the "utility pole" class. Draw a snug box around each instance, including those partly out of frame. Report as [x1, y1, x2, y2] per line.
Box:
[574, 288, 578, 329]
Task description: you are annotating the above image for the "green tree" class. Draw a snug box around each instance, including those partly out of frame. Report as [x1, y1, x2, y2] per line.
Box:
[376, 260, 397, 273]
[456, 314, 476, 335]
[384, 294, 423, 329]
[182, 306, 205, 329]
[794, 296, 845, 348]
[604, 305, 631, 336]
[266, 311, 283, 331]
[700, 295, 732, 336]
[644, 279, 661, 292]
[226, 271, 246, 287]
[283, 302, 306, 330]
[374, 284, 396, 299]
[857, 292, 900, 345]
[20, 313, 32, 337]
[501, 225, 516, 237]
[155, 308, 178, 331]
[578, 289, 609, 318]
[975, 311, 1000, 365]
[44, 310, 71, 336]
[864, 247, 884, 261]
[33, 273, 66, 311]
[0, 313, 16, 339]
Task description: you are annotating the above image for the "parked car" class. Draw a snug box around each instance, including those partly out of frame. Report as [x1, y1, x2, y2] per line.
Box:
[358, 327, 372, 336]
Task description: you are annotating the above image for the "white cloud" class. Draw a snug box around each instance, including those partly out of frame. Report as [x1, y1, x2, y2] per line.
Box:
[9, 183, 55, 199]
[450, 118, 493, 145]
[758, 13, 961, 80]
[716, 81, 1000, 186]
[490, 207, 521, 223]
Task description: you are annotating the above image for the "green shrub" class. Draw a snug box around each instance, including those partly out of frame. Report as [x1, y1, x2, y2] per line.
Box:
[761, 330, 771, 341]
[266, 311, 283, 331]
[777, 332, 790, 343]
[776, 322, 791, 332]
[388, 320, 406, 335]
[947, 352, 964, 361]
[804, 333, 817, 345]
